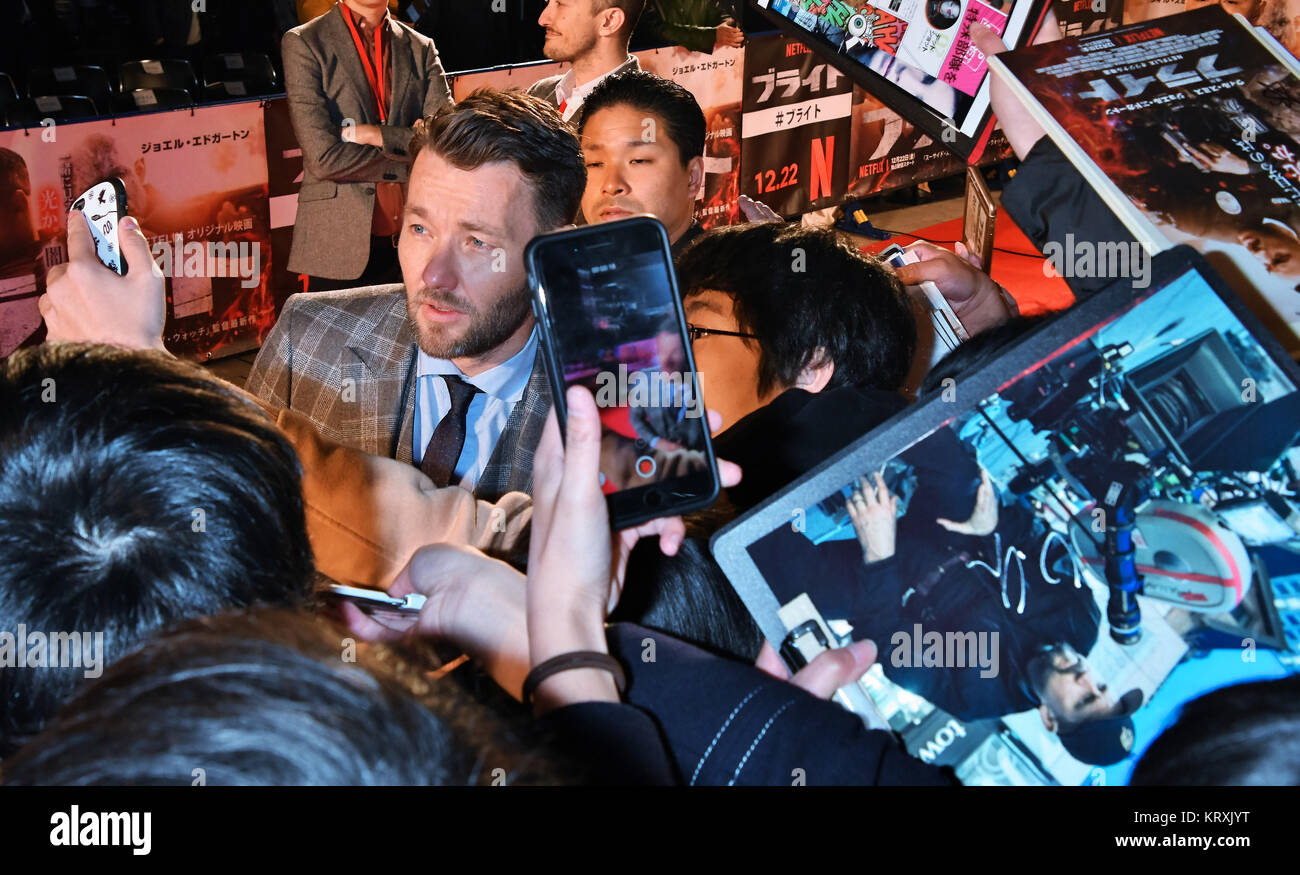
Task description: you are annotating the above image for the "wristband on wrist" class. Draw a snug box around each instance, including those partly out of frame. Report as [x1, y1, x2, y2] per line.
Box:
[522, 651, 626, 708]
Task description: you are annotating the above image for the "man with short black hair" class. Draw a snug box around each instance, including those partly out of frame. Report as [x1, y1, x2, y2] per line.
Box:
[674, 222, 917, 508]
[577, 69, 705, 252]
[0, 343, 315, 756]
[248, 89, 586, 501]
[529, 0, 646, 121]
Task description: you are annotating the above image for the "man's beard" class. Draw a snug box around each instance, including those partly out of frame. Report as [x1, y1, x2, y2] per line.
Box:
[545, 30, 597, 63]
[406, 282, 533, 360]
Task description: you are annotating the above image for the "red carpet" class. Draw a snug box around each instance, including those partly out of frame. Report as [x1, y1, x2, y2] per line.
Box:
[859, 213, 1075, 317]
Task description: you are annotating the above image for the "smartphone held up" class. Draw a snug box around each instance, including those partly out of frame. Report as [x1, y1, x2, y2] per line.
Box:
[71, 177, 130, 275]
[525, 216, 721, 529]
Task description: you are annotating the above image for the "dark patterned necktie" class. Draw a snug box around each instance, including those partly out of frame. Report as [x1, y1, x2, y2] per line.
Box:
[419, 374, 481, 487]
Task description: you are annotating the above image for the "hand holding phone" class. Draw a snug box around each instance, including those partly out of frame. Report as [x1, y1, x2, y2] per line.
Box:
[71, 178, 129, 275]
[39, 198, 166, 351]
[526, 216, 721, 529]
[326, 584, 426, 626]
[881, 243, 971, 355]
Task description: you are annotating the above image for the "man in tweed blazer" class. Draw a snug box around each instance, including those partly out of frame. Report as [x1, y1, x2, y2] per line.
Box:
[248, 90, 586, 503]
[283, 0, 452, 284]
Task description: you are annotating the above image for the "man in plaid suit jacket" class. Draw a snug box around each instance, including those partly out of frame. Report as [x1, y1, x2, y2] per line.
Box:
[248, 90, 586, 503]
[247, 282, 552, 502]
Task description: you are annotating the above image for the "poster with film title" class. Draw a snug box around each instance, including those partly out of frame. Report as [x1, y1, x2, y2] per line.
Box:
[740, 32, 856, 218]
[997, 6, 1300, 349]
[0, 102, 273, 361]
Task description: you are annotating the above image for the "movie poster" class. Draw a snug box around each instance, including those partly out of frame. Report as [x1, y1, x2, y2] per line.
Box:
[745, 263, 1300, 784]
[847, 88, 1013, 195]
[999, 6, 1300, 348]
[0, 102, 273, 360]
[1053, 0, 1124, 36]
[636, 46, 745, 228]
[1124, 0, 1300, 58]
[450, 59, 566, 99]
[740, 32, 856, 217]
[753, 0, 1034, 143]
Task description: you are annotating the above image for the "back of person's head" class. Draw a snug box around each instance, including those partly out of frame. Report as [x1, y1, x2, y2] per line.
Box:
[614, 521, 763, 662]
[578, 70, 706, 165]
[2, 610, 555, 785]
[411, 88, 586, 230]
[0, 344, 314, 755]
[1130, 675, 1300, 785]
[676, 222, 916, 394]
[919, 315, 1049, 396]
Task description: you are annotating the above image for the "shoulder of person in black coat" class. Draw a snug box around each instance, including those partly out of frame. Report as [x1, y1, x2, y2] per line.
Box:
[606, 623, 955, 786]
[538, 701, 680, 785]
[999, 136, 1136, 300]
[713, 385, 910, 512]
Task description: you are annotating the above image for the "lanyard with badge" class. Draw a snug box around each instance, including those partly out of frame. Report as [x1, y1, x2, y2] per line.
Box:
[339, 2, 405, 238]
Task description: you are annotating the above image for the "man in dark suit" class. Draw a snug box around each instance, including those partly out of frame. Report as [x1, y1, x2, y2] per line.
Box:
[282, 0, 452, 289]
[527, 0, 645, 121]
[247, 90, 586, 502]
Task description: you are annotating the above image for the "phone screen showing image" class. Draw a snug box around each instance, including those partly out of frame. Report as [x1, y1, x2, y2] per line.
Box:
[529, 218, 719, 526]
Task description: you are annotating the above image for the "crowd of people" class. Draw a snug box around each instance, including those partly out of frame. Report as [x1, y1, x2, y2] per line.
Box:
[0, 0, 1293, 787]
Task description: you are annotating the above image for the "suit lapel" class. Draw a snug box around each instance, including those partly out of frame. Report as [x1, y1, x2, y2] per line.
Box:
[344, 292, 418, 461]
[384, 18, 415, 124]
[327, 5, 374, 122]
[479, 349, 553, 499]
[330, 3, 402, 124]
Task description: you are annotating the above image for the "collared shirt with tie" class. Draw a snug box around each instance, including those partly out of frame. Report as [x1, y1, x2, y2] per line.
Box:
[412, 327, 540, 491]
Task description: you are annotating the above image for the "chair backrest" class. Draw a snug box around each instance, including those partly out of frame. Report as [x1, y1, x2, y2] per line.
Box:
[120, 87, 195, 114]
[0, 72, 19, 106]
[119, 59, 198, 98]
[202, 81, 277, 102]
[23, 94, 100, 123]
[202, 52, 278, 90]
[0, 72, 17, 125]
[27, 66, 114, 106]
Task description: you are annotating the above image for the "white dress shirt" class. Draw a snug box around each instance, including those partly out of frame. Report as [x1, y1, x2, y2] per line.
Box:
[413, 328, 539, 490]
[555, 55, 639, 121]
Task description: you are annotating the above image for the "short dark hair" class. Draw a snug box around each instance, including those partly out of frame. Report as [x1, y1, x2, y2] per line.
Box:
[410, 89, 586, 230]
[1130, 675, 1300, 786]
[676, 223, 916, 395]
[919, 316, 1048, 396]
[578, 70, 706, 166]
[613, 509, 764, 662]
[0, 344, 314, 755]
[2, 610, 555, 785]
[596, 0, 646, 38]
